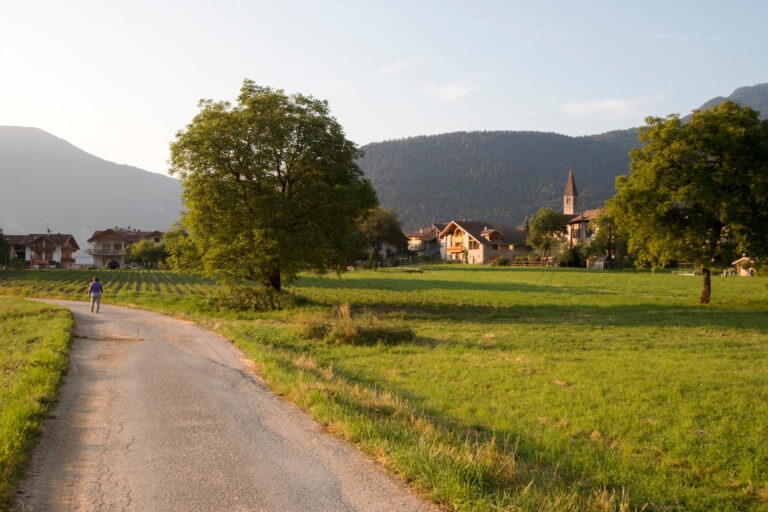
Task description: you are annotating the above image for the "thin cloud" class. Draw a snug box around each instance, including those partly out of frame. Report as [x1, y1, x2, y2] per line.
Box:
[649, 33, 723, 42]
[423, 82, 479, 102]
[561, 99, 639, 120]
[377, 61, 413, 80]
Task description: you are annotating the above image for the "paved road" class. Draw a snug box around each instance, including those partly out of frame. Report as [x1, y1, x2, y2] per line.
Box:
[15, 300, 437, 512]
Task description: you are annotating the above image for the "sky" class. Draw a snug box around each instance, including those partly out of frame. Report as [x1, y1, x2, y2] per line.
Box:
[2, 0, 767, 175]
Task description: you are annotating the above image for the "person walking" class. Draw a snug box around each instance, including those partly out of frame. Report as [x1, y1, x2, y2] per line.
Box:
[87, 276, 104, 313]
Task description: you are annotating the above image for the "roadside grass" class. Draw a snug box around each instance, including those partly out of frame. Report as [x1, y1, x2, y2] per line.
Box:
[0, 297, 72, 508]
[0, 267, 766, 510]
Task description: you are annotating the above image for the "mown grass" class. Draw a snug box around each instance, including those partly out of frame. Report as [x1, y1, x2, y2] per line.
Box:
[0, 267, 766, 510]
[0, 297, 72, 508]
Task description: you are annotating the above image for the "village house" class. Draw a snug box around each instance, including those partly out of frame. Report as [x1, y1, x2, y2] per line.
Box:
[406, 223, 446, 260]
[439, 220, 531, 264]
[561, 166, 604, 248]
[732, 256, 757, 277]
[87, 227, 164, 268]
[3, 233, 80, 268]
[566, 209, 602, 247]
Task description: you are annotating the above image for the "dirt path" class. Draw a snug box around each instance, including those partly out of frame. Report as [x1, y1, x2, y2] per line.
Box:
[14, 300, 437, 512]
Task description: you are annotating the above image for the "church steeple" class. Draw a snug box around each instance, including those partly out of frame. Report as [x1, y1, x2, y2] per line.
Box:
[563, 166, 578, 215]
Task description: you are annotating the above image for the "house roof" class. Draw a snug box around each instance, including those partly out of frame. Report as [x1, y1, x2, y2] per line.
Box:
[406, 223, 447, 242]
[4, 235, 28, 246]
[732, 256, 755, 265]
[440, 220, 529, 246]
[88, 228, 163, 244]
[566, 208, 602, 225]
[5, 233, 80, 250]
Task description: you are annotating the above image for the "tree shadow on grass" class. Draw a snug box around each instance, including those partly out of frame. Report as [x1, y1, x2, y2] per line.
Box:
[294, 275, 622, 297]
[292, 288, 768, 334]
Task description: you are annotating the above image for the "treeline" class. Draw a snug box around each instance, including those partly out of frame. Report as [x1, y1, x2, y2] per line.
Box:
[357, 129, 639, 230]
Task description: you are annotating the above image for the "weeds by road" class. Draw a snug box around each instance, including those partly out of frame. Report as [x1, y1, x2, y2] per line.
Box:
[0, 298, 72, 507]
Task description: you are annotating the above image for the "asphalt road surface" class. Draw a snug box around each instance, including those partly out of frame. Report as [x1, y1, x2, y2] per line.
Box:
[14, 300, 438, 512]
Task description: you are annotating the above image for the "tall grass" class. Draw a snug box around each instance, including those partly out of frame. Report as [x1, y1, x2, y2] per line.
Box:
[0, 297, 72, 507]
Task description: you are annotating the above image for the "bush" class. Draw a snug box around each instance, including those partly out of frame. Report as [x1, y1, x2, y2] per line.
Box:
[209, 285, 302, 311]
[299, 303, 415, 346]
[558, 246, 588, 267]
[491, 255, 509, 267]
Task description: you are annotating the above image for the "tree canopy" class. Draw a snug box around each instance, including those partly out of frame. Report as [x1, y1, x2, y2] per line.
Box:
[526, 207, 571, 258]
[169, 80, 378, 290]
[607, 101, 768, 303]
[357, 208, 407, 269]
[124, 239, 166, 269]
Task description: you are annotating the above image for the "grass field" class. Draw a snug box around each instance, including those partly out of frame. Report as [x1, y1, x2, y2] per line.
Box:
[0, 267, 766, 511]
[0, 297, 72, 507]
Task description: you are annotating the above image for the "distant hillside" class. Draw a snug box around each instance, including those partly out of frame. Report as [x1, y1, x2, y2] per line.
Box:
[358, 82, 768, 230]
[696, 83, 768, 118]
[358, 131, 637, 230]
[0, 127, 182, 247]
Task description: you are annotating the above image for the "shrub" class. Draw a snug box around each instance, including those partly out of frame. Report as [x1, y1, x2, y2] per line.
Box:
[209, 285, 301, 311]
[299, 303, 415, 346]
[491, 255, 509, 266]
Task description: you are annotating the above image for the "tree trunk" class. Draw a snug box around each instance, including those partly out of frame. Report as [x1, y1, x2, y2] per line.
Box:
[269, 267, 281, 292]
[699, 267, 711, 305]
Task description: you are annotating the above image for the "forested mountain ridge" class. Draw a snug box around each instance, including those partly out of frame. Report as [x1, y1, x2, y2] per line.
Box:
[358, 83, 768, 230]
[358, 130, 637, 230]
[2, 84, 766, 239]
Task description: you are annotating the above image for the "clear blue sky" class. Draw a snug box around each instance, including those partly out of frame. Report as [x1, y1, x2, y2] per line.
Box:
[2, 1, 766, 175]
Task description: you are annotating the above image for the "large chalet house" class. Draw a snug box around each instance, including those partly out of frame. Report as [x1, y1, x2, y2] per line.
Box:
[87, 227, 164, 268]
[440, 220, 531, 264]
[4, 233, 79, 268]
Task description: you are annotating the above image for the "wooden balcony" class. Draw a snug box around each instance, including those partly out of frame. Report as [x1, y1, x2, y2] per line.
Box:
[88, 248, 124, 256]
[446, 245, 464, 254]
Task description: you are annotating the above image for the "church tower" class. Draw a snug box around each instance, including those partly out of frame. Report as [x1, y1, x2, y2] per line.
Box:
[563, 166, 578, 215]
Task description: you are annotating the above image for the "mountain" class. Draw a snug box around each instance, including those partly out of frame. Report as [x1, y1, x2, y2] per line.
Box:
[696, 83, 768, 118]
[358, 131, 636, 230]
[3, 83, 766, 242]
[0, 127, 182, 248]
[358, 83, 768, 230]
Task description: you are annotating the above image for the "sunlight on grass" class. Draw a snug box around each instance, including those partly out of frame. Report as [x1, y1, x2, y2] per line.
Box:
[0, 297, 72, 508]
[1, 266, 766, 510]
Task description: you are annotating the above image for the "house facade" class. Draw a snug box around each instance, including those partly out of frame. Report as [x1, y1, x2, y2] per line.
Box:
[406, 223, 446, 260]
[439, 220, 531, 264]
[87, 228, 164, 268]
[3, 233, 80, 268]
[566, 209, 602, 246]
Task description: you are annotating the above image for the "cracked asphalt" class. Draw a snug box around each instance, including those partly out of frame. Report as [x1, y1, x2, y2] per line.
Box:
[14, 300, 437, 512]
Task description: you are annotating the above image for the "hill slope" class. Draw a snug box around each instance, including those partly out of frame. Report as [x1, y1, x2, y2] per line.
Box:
[358, 83, 768, 230]
[0, 127, 182, 246]
[359, 131, 636, 230]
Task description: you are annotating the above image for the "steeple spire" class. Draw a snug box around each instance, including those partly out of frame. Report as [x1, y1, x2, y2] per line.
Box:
[563, 166, 578, 215]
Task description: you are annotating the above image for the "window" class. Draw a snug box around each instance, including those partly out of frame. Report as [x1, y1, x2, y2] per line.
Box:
[469, 240, 479, 250]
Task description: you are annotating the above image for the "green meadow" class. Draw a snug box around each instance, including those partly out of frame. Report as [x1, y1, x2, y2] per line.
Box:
[0, 267, 766, 511]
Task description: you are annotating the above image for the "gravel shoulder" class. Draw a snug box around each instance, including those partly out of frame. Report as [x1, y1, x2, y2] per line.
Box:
[14, 300, 438, 512]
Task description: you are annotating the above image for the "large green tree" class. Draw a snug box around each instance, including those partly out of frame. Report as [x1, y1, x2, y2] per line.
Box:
[608, 101, 768, 304]
[526, 207, 571, 259]
[169, 80, 377, 291]
[124, 239, 166, 269]
[587, 210, 627, 265]
[358, 208, 407, 269]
